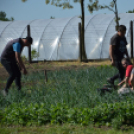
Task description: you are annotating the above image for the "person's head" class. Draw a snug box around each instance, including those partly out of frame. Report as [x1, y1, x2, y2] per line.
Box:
[118, 25, 127, 37]
[121, 58, 131, 68]
[22, 36, 33, 46]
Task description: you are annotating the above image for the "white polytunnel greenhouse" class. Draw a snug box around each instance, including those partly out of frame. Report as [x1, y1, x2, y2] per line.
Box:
[0, 13, 134, 61]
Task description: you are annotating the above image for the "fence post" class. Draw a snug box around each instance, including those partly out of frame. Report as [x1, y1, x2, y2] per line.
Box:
[44, 70, 48, 82]
[27, 25, 32, 63]
[130, 21, 133, 60]
[78, 23, 82, 62]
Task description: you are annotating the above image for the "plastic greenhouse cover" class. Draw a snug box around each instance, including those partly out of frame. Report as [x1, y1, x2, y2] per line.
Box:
[0, 13, 134, 61]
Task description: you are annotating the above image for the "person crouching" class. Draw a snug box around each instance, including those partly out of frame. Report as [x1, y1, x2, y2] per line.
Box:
[117, 58, 134, 94]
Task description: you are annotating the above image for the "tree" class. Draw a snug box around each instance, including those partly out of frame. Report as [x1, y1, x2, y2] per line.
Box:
[45, 0, 100, 61]
[101, 0, 120, 31]
[0, 11, 14, 21]
[21, 0, 27, 2]
[50, 16, 55, 19]
[126, 9, 134, 13]
[0, 11, 6, 19]
[10, 17, 14, 21]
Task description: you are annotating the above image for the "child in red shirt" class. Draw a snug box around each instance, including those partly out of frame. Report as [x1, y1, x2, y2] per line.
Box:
[118, 58, 133, 91]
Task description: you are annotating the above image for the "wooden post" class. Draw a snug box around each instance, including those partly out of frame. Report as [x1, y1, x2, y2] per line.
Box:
[78, 23, 82, 62]
[130, 21, 133, 60]
[27, 25, 32, 63]
[44, 70, 48, 82]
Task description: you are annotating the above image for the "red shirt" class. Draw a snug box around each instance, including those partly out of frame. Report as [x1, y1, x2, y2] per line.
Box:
[126, 65, 133, 86]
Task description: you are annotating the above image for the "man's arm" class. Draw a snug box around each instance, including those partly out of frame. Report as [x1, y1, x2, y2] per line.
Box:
[118, 79, 125, 86]
[109, 45, 115, 65]
[118, 77, 129, 87]
[15, 52, 27, 75]
[125, 48, 129, 58]
[124, 77, 129, 87]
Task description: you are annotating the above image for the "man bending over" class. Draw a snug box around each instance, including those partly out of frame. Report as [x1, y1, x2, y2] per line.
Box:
[1, 37, 33, 96]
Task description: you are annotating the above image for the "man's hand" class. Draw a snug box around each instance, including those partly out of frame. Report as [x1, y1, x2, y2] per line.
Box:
[15, 52, 27, 75]
[117, 79, 125, 87]
[111, 60, 115, 66]
[117, 83, 122, 87]
[109, 45, 115, 66]
[22, 68, 27, 75]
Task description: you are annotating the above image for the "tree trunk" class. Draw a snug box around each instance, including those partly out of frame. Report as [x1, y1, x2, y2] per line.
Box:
[78, 23, 82, 62]
[27, 25, 32, 63]
[130, 21, 133, 59]
[114, 0, 119, 31]
[81, 0, 87, 61]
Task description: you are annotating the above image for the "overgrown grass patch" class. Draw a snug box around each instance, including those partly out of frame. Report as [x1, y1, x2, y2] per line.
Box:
[1, 124, 134, 134]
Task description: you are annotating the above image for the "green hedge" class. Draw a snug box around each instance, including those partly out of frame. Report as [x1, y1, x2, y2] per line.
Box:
[1, 101, 134, 129]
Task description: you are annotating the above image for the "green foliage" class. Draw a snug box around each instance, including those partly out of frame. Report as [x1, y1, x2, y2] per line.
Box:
[10, 17, 14, 21]
[87, 0, 100, 13]
[100, 1, 115, 12]
[100, 0, 120, 27]
[50, 16, 55, 19]
[0, 11, 6, 19]
[21, 49, 39, 63]
[31, 49, 39, 60]
[1, 101, 134, 128]
[45, 0, 101, 13]
[127, 9, 134, 13]
[21, 55, 28, 63]
[0, 11, 14, 21]
[45, 0, 73, 9]
[21, 0, 27, 2]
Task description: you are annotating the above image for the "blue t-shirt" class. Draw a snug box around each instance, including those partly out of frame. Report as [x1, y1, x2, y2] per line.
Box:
[13, 42, 21, 53]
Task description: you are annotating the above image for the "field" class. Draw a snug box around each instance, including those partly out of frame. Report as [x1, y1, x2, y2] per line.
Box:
[0, 63, 118, 109]
[0, 60, 118, 109]
[1, 61, 134, 133]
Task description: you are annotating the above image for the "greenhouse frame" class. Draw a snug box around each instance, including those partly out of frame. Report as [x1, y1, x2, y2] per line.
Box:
[0, 13, 134, 61]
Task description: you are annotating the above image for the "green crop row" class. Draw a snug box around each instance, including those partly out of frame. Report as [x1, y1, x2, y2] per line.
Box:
[1, 100, 134, 129]
[0, 66, 123, 110]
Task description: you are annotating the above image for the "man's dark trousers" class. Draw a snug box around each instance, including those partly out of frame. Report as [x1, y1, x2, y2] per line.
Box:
[110, 59, 125, 82]
[1, 58, 21, 92]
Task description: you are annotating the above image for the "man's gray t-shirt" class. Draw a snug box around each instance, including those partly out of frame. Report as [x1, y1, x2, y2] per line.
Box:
[1, 38, 23, 60]
[110, 33, 128, 60]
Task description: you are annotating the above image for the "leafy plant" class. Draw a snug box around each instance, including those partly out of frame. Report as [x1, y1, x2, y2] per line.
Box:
[1, 100, 134, 128]
[31, 49, 39, 60]
[21, 55, 28, 63]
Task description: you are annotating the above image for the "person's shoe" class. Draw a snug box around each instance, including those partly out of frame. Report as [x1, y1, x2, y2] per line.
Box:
[1, 89, 8, 96]
[107, 78, 114, 85]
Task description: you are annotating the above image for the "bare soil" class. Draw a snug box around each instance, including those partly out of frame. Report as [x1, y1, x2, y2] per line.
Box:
[0, 60, 111, 77]
[0, 60, 111, 89]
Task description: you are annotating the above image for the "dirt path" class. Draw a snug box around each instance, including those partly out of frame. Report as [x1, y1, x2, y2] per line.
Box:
[0, 60, 111, 78]
[0, 60, 111, 89]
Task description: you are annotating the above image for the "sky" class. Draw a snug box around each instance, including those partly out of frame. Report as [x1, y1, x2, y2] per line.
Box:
[0, 0, 134, 20]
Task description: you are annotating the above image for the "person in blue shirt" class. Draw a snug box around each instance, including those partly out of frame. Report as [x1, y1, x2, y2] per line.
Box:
[1, 37, 33, 96]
